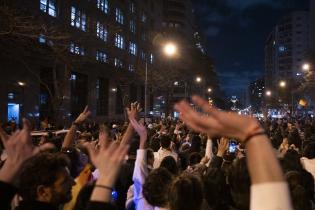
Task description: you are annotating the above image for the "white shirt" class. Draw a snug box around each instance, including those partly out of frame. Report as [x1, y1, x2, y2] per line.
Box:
[250, 182, 293, 210]
[132, 149, 169, 210]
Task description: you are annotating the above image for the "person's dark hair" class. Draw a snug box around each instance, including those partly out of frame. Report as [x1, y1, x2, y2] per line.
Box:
[190, 135, 202, 153]
[288, 130, 302, 149]
[18, 152, 70, 201]
[160, 135, 171, 149]
[160, 156, 178, 175]
[228, 157, 250, 210]
[203, 168, 231, 210]
[169, 173, 203, 210]
[286, 171, 312, 210]
[143, 168, 173, 207]
[188, 152, 202, 166]
[150, 137, 161, 152]
[281, 149, 303, 173]
[303, 142, 315, 159]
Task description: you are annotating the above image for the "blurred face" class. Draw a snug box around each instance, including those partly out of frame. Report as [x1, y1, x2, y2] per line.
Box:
[49, 167, 75, 206]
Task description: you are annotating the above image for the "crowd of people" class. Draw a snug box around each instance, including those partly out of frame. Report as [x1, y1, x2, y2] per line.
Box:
[1, 95, 315, 210]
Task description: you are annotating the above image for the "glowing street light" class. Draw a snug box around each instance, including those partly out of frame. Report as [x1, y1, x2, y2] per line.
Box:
[302, 63, 311, 71]
[18, 81, 26, 86]
[207, 88, 212, 93]
[196, 77, 202, 83]
[279, 80, 286, 88]
[111, 88, 117, 92]
[163, 42, 177, 57]
[174, 81, 179, 86]
[266, 90, 272, 96]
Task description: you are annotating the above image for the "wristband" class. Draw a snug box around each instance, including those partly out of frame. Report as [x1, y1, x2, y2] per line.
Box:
[243, 131, 267, 145]
[95, 185, 113, 191]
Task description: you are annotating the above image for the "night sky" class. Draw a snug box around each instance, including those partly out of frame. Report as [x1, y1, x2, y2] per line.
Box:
[193, 0, 310, 97]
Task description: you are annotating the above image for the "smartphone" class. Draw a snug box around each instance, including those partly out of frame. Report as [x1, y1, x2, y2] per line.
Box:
[228, 140, 238, 153]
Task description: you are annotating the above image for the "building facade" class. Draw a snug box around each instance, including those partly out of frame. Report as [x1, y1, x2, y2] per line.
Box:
[248, 78, 265, 112]
[264, 11, 309, 99]
[0, 0, 220, 125]
[310, 0, 315, 50]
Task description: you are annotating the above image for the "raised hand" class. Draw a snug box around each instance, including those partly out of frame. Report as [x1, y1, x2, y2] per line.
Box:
[217, 137, 229, 157]
[84, 141, 129, 189]
[174, 96, 262, 141]
[0, 119, 54, 183]
[74, 106, 91, 124]
[126, 102, 142, 120]
[129, 119, 147, 149]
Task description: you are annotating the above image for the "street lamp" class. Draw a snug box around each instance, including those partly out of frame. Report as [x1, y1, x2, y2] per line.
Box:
[302, 63, 311, 71]
[195, 77, 202, 83]
[17, 81, 26, 121]
[144, 42, 178, 123]
[163, 42, 177, 57]
[207, 88, 212, 93]
[279, 80, 286, 88]
[18, 81, 26, 86]
[266, 90, 272, 96]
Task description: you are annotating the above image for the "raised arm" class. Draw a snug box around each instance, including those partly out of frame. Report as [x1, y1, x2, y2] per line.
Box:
[0, 119, 53, 210]
[120, 102, 141, 145]
[84, 141, 129, 206]
[175, 96, 292, 210]
[62, 106, 91, 149]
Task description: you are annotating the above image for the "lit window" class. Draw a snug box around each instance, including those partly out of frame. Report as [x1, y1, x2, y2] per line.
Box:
[115, 8, 124, 24]
[141, 12, 146, 22]
[150, 53, 154, 63]
[279, 46, 286, 52]
[97, 0, 109, 14]
[115, 34, 124, 49]
[96, 22, 108, 41]
[40, 94, 48, 104]
[129, 42, 137, 55]
[114, 58, 123, 68]
[70, 74, 77, 81]
[39, 34, 46, 43]
[130, 2, 136, 13]
[128, 64, 135, 72]
[40, 0, 57, 17]
[130, 20, 136, 33]
[96, 51, 107, 63]
[141, 32, 146, 41]
[69, 42, 85, 56]
[70, 6, 87, 31]
[8, 93, 15, 100]
[140, 51, 146, 61]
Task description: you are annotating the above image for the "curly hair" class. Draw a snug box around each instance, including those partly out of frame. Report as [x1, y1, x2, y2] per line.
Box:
[17, 152, 70, 201]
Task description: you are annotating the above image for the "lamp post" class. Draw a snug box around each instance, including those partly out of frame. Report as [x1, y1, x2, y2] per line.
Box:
[18, 81, 26, 122]
[144, 42, 177, 123]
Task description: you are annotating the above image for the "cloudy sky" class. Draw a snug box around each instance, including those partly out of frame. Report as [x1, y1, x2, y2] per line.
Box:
[192, 0, 310, 97]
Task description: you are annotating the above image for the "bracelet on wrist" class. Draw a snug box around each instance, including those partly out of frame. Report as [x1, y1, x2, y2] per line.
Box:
[94, 184, 113, 191]
[243, 131, 267, 145]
